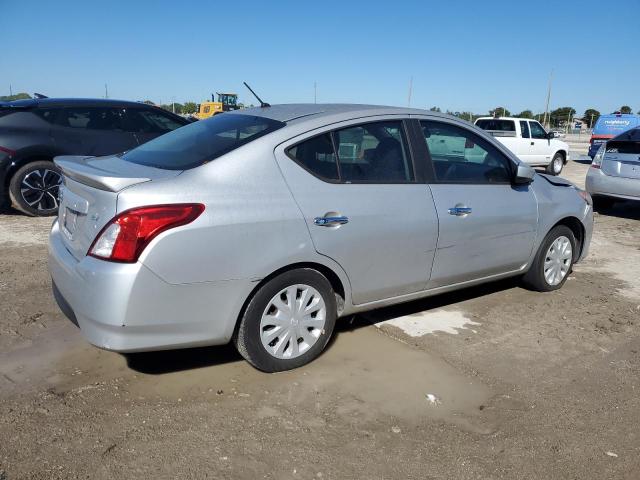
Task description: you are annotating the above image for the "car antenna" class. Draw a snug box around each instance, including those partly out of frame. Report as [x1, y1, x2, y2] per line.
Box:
[33, 93, 48, 99]
[243, 82, 270, 108]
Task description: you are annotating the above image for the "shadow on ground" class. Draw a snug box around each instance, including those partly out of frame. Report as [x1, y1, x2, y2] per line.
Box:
[125, 277, 519, 375]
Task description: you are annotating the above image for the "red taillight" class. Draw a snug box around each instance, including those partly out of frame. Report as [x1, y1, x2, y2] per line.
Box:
[88, 204, 205, 263]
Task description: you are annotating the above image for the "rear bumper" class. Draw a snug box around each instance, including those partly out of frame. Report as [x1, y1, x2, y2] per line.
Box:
[48, 220, 252, 352]
[586, 168, 640, 201]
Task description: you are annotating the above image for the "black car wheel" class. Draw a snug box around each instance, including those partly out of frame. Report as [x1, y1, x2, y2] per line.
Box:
[9, 161, 62, 217]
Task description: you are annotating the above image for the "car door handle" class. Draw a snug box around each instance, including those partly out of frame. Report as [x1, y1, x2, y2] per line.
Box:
[314, 216, 349, 227]
[530, 141, 535, 145]
[448, 206, 472, 216]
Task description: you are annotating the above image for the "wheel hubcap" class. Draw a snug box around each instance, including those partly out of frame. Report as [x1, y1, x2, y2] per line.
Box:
[544, 235, 572, 286]
[20, 169, 62, 212]
[553, 157, 562, 173]
[260, 284, 327, 360]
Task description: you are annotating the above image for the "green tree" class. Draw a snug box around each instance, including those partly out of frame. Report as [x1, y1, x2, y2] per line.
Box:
[182, 102, 197, 114]
[620, 105, 632, 114]
[583, 108, 600, 128]
[516, 110, 533, 119]
[548, 107, 576, 127]
[489, 106, 510, 117]
[429, 106, 441, 112]
[0, 92, 32, 101]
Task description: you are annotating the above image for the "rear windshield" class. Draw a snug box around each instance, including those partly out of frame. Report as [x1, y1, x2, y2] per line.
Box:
[121, 113, 285, 170]
[475, 119, 516, 132]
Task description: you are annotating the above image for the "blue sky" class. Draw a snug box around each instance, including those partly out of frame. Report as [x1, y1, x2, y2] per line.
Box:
[2, 0, 638, 116]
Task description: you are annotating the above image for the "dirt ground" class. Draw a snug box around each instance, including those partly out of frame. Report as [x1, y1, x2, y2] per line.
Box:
[1, 158, 639, 479]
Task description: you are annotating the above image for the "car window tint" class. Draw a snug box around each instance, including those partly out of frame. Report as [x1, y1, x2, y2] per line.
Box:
[122, 114, 284, 170]
[475, 119, 516, 131]
[520, 120, 530, 139]
[421, 120, 512, 184]
[33, 108, 60, 123]
[529, 121, 547, 139]
[122, 109, 184, 133]
[287, 133, 339, 180]
[57, 108, 123, 130]
[334, 121, 414, 183]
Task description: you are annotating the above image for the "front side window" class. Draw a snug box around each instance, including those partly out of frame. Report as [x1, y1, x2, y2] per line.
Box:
[421, 120, 512, 184]
[334, 121, 414, 183]
[520, 120, 530, 139]
[56, 107, 123, 130]
[122, 114, 284, 170]
[529, 121, 547, 139]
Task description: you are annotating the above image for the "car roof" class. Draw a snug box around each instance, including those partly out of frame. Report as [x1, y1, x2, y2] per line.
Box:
[229, 103, 456, 125]
[2, 97, 154, 108]
[476, 116, 535, 122]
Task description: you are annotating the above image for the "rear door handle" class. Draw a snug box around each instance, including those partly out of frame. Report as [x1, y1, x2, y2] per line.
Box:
[448, 206, 472, 216]
[314, 216, 349, 227]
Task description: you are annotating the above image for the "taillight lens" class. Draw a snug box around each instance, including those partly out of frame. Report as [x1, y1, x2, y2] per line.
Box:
[88, 204, 205, 263]
[591, 144, 605, 169]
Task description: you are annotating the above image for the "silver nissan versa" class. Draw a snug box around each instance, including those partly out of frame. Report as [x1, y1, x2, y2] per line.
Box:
[49, 104, 593, 372]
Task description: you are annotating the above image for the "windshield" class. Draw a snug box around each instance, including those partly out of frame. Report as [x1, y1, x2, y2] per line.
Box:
[122, 114, 284, 170]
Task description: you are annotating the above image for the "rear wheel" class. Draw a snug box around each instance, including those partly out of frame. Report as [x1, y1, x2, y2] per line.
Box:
[546, 152, 564, 176]
[234, 268, 337, 372]
[9, 161, 62, 217]
[523, 225, 576, 292]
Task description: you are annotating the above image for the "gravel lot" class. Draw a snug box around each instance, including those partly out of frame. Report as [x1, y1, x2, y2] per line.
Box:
[1, 158, 639, 479]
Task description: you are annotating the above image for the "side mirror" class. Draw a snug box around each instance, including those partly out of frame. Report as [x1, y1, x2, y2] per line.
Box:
[513, 164, 535, 184]
[547, 131, 555, 139]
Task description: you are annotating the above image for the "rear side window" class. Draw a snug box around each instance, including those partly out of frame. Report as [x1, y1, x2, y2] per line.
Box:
[33, 108, 60, 123]
[56, 107, 123, 130]
[122, 114, 284, 170]
[475, 119, 516, 132]
[520, 121, 530, 139]
[121, 109, 185, 133]
[287, 120, 414, 184]
[287, 133, 339, 180]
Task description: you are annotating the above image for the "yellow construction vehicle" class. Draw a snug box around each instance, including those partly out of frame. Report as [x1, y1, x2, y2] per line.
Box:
[194, 92, 240, 119]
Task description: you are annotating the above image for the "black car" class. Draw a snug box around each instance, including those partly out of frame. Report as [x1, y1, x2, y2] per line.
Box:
[0, 98, 191, 216]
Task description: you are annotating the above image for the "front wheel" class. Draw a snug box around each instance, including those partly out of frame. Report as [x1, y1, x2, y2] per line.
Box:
[546, 153, 564, 176]
[9, 160, 62, 216]
[522, 225, 576, 292]
[234, 268, 337, 372]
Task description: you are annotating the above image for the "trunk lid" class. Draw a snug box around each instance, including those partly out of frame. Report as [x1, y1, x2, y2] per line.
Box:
[602, 141, 640, 180]
[54, 155, 182, 260]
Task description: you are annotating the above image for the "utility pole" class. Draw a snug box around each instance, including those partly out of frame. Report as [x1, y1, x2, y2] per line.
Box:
[542, 70, 553, 128]
[407, 76, 413, 107]
[314, 82, 317, 104]
[9, 84, 12, 96]
[105, 83, 109, 99]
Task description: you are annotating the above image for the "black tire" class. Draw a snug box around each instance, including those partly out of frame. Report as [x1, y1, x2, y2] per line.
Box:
[9, 160, 62, 217]
[522, 225, 576, 292]
[592, 195, 615, 211]
[233, 268, 337, 372]
[545, 152, 564, 176]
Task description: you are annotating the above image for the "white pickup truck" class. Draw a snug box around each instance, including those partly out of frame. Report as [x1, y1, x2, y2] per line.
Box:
[475, 117, 570, 175]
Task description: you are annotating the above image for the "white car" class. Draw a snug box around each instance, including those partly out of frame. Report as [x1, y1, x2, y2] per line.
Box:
[475, 117, 570, 175]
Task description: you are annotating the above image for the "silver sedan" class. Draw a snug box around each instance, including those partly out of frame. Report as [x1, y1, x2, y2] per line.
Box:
[48, 104, 593, 372]
[586, 127, 640, 208]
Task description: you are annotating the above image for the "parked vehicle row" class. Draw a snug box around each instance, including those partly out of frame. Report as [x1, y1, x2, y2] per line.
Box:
[0, 98, 190, 216]
[587, 127, 640, 208]
[48, 104, 594, 372]
[474, 116, 570, 175]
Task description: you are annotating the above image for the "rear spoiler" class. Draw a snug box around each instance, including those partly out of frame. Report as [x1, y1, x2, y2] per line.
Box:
[54, 155, 151, 192]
